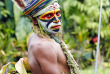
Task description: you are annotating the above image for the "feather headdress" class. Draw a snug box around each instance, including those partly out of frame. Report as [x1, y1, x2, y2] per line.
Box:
[12, 0, 26, 11]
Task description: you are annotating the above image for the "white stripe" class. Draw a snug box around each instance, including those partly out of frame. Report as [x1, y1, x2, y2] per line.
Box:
[33, 3, 60, 17]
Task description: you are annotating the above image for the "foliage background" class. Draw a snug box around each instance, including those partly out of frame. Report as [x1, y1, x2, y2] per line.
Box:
[0, 0, 110, 73]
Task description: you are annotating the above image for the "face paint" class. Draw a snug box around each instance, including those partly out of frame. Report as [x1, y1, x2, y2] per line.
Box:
[37, 9, 61, 34]
[33, 3, 60, 17]
[39, 9, 61, 20]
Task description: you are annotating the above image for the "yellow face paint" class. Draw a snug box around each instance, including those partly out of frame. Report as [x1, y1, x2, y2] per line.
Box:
[39, 9, 61, 20]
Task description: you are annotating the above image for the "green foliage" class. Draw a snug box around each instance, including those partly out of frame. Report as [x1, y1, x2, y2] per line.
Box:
[0, 0, 32, 69]
[81, 66, 110, 74]
[15, 17, 32, 43]
[0, 62, 16, 74]
[0, 0, 110, 71]
[0, 1, 10, 17]
[0, 57, 31, 74]
[5, 0, 14, 17]
[62, 0, 110, 68]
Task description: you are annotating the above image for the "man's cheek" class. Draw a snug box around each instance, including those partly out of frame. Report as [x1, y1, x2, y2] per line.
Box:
[46, 20, 55, 28]
[58, 17, 61, 21]
[38, 19, 48, 28]
[38, 19, 54, 28]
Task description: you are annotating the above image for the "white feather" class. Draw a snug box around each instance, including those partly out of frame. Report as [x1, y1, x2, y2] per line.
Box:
[12, 0, 26, 11]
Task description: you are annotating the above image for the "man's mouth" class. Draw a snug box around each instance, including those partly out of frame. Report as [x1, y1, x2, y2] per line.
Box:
[50, 25, 61, 29]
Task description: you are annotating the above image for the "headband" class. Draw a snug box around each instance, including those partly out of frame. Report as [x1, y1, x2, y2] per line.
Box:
[23, 0, 58, 16]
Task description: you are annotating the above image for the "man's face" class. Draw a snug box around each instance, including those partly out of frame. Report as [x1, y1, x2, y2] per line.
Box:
[33, 3, 61, 34]
[36, 8, 61, 33]
[37, 8, 61, 33]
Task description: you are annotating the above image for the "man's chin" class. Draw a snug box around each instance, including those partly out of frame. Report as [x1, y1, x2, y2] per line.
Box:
[53, 29, 60, 32]
[46, 28, 60, 34]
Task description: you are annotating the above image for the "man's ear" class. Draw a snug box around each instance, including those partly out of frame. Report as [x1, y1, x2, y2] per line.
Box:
[30, 16, 38, 25]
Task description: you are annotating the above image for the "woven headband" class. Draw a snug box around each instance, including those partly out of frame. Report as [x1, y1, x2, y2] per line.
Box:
[23, 0, 58, 16]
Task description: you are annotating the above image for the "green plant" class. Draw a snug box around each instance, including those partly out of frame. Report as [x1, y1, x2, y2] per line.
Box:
[62, 0, 110, 68]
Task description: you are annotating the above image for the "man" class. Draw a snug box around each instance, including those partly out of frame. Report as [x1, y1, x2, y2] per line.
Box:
[13, 0, 80, 74]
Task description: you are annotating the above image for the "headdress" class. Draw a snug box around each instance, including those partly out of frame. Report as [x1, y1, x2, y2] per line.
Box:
[12, 0, 26, 10]
[23, 0, 58, 16]
[13, 0, 58, 16]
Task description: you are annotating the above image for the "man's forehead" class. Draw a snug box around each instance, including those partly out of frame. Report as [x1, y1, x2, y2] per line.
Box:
[33, 3, 60, 17]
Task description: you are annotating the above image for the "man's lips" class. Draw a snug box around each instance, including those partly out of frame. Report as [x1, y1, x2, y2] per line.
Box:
[50, 25, 61, 29]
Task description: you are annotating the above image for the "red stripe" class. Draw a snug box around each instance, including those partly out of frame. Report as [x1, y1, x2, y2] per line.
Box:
[24, 0, 45, 15]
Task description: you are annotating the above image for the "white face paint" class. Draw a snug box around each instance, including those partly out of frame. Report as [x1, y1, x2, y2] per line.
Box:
[33, 3, 60, 17]
[38, 19, 61, 33]
[33, 3, 62, 34]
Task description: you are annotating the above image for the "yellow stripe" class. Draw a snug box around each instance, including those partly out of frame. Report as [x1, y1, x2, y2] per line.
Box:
[39, 9, 60, 20]
[24, 0, 46, 14]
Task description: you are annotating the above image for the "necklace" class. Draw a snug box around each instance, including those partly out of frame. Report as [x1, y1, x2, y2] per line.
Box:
[50, 34, 80, 74]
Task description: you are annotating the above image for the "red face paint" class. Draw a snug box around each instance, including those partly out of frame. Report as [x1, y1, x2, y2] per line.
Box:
[39, 9, 61, 20]
[41, 13, 54, 19]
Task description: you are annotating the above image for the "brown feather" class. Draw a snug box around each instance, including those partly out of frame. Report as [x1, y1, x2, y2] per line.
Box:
[12, 0, 26, 10]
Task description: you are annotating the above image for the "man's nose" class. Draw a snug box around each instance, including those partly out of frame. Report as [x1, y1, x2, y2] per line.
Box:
[53, 15, 60, 23]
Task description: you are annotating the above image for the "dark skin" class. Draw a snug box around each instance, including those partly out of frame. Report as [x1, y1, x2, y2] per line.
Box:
[28, 16, 70, 74]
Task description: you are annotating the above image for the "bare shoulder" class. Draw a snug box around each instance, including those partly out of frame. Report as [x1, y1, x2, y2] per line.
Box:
[28, 33, 55, 55]
[28, 33, 60, 74]
[31, 40, 55, 55]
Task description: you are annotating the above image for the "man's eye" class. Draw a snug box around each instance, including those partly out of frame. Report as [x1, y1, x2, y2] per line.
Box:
[40, 13, 54, 20]
[45, 13, 53, 18]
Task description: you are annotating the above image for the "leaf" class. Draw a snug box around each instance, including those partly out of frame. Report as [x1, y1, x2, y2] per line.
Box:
[0, 62, 16, 74]
[0, 50, 6, 56]
[0, 1, 4, 6]
[1, 9, 10, 17]
[15, 58, 27, 74]
[15, 17, 32, 42]
[23, 57, 31, 71]
[5, 0, 14, 17]
[13, 4, 22, 24]
[83, 52, 92, 60]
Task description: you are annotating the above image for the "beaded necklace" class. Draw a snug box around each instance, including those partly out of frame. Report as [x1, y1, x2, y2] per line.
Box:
[50, 34, 80, 74]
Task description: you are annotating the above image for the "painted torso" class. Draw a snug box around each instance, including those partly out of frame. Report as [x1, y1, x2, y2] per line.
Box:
[28, 33, 70, 74]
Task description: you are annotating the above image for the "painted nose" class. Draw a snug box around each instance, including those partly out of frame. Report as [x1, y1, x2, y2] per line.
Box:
[53, 15, 60, 23]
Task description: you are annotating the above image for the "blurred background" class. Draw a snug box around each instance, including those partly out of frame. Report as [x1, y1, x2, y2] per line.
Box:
[0, 0, 110, 74]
